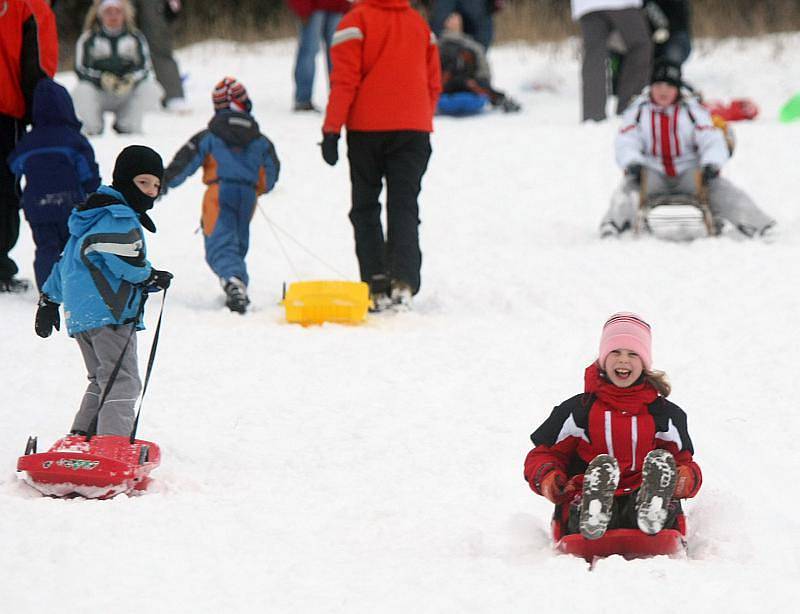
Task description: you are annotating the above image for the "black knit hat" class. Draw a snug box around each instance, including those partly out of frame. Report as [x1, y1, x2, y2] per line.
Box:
[111, 145, 164, 232]
[651, 60, 682, 87]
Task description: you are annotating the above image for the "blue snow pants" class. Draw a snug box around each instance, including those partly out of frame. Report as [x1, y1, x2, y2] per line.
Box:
[203, 181, 257, 286]
[30, 219, 71, 291]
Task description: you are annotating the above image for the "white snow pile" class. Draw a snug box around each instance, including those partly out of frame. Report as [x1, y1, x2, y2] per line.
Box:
[3, 33, 800, 613]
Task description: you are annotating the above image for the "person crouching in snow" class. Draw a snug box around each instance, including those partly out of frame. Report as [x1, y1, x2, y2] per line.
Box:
[524, 313, 702, 540]
[600, 60, 775, 238]
[162, 77, 280, 314]
[438, 12, 521, 115]
[34, 145, 172, 437]
[72, 0, 161, 135]
[8, 79, 101, 292]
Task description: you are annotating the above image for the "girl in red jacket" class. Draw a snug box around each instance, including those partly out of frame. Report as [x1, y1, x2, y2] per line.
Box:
[524, 313, 702, 540]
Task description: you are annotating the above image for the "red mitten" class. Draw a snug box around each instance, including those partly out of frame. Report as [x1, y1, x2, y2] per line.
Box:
[540, 470, 577, 504]
[673, 464, 697, 499]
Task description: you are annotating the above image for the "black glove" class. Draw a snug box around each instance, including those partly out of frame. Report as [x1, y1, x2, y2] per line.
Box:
[500, 96, 522, 113]
[35, 294, 60, 338]
[145, 268, 173, 290]
[320, 132, 339, 166]
[625, 163, 643, 185]
[701, 164, 720, 185]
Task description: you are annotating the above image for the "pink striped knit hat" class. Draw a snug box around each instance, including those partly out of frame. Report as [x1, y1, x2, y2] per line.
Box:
[598, 312, 653, 370]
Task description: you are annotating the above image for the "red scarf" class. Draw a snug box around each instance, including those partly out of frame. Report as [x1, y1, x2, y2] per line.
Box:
[583, 363, 658, 414]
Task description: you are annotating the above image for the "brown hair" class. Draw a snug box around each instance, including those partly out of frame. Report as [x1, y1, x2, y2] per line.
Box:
[644, 368, 671, 397]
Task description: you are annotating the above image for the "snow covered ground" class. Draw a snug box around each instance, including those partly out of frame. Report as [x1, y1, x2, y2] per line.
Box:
[3, 33, 800, 613]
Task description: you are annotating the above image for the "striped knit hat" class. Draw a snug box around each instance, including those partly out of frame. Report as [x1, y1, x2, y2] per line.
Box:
[599, 312, 653, 370]
[212, 77, 252, 113]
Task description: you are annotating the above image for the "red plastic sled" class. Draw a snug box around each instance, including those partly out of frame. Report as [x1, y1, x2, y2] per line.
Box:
[704, 98, 759, 121]
[17, 434, 161, 499]
[552, 514, 686, 561]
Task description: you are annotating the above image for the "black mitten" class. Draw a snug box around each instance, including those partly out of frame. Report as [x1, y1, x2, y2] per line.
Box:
[145, 269, 173, 290]
[35, 294, 60, 338]
[320, 133, 340, 166]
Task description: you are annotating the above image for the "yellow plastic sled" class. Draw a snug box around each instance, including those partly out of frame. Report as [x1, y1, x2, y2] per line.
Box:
[283, 280, 370, 325]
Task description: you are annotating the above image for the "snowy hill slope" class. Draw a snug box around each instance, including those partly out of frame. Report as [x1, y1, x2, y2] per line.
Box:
[3, 34, 800, 613]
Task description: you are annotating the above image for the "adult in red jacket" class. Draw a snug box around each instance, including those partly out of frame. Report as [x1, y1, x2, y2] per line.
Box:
[321, 0, 441, 311]
[524, 313, 702, 538]
[0, 0, 58, 292]
[287, 0, 351, 112]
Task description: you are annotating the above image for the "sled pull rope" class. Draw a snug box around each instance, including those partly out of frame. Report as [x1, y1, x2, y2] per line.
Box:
[130, 288, 167, 444]
[256, 204, 348, 279]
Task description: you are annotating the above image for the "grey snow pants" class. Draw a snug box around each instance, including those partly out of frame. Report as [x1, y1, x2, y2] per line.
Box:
[72, 324, 141, 437]
[579, 8, 652, 121]
[601, 169, 776, 235]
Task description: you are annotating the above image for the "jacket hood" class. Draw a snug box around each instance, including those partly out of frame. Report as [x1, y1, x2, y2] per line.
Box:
[33, 79, 83, 129]
[208, 110, 261, 148]
[69, 186, 147, 236]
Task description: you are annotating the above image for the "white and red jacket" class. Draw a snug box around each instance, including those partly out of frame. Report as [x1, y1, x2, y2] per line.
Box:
[615, 91, 729, 177]
[524, 364, 702, 498]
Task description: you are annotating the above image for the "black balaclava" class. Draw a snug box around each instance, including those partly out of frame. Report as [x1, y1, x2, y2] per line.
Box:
[111, 145, 164, 232]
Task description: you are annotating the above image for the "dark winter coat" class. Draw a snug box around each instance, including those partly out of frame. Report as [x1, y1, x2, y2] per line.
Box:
[652, 0, 690, 31]
[524, 363, 702, 498]
[75, 26, 151, 88]
[164, 110, 280, 193]
[8, 79, 100, 224]
[43, 186, 153, 336]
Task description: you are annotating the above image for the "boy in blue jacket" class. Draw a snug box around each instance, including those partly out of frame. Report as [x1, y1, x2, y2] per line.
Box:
[34, 145, 172, 438]
[162, 77, 280, 314]
[8, 79, 101, 291]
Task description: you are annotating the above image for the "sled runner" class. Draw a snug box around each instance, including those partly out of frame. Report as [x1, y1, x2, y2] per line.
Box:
[635, 170, 717, 240]
[17, 434, 161, 499]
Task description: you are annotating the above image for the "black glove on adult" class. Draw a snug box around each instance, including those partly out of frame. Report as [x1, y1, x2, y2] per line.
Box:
[35, 294, 60, 338]
[145, 269, 173, 290]
[625, 163, 643, 185]
[702, 164, 720, 185]
[320, 133, 339, 166]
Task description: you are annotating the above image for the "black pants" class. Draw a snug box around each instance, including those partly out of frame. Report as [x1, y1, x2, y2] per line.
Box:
[346, 130, 431, 295]
[565, 494, 682, 535]
[0, 115, 24, 281]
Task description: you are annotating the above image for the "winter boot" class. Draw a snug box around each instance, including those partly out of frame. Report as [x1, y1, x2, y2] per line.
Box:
[579, 454, 620, 540]
[223, 277, 250, 314]
[390, 280, 413, 311]
[0, 277, 30, 293]
[636, 449, 677, 535]
[368, 274, 392, 313]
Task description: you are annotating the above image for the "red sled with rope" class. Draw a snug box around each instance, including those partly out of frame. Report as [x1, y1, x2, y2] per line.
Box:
[17, 434, 160, 499]
[17, 289, 168, 499]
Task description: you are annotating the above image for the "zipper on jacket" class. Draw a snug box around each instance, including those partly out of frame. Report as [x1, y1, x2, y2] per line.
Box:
[631, 415, 638, 471]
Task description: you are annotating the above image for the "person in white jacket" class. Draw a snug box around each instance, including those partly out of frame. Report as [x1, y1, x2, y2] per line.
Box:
[571, 0, 652, 121]
[600, 60, 775, 238]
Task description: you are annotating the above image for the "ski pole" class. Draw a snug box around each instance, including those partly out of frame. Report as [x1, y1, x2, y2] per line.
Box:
[129, 287, 168, 444]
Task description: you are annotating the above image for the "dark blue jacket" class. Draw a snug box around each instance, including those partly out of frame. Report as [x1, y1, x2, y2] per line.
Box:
[8, 79, 101, 225]
[43, 186, 153, 336]
[163, 110, 280, 194]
